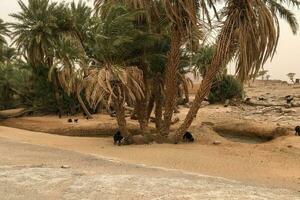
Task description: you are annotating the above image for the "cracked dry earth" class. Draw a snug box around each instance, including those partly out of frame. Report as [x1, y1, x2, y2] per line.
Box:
[0, 138, 299, 200]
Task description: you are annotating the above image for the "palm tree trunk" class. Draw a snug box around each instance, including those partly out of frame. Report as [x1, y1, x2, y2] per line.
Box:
[136, 101, 148, 133]
[155, 97, 163, 131]
[76, 89, 93, 119]
[52, 73, 63, 116]
[147, 94, 155, 120]
[153, 74, 163, 131]
[114, 99, 129, 138]
[174, 64, 219, 140]
[183, 80, 190, 104]
[136, 65, 150, 133]
[161, 27, 181, 135]
[174, 22, 236, 141]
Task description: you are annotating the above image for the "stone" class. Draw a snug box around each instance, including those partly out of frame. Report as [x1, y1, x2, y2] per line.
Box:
[61, 165, 70, 169]
[213, 141, 221, 145]
[201, 101, 210, 106]
[224, 99, 230, 107]
[171, 117, 180, 124]
[132, 135, 146, 145]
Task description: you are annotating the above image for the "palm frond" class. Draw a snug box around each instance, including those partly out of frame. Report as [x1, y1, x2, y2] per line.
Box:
[84, 65, 144, 109]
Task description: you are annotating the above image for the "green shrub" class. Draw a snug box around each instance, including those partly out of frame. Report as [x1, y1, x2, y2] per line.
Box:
[208, 75, 244, 103]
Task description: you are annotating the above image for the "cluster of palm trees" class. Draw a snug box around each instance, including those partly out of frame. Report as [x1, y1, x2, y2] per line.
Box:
[0, 0, 299, 143]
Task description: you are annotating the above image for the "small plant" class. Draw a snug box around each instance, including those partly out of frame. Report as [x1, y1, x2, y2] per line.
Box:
[208, 75, 244, 103]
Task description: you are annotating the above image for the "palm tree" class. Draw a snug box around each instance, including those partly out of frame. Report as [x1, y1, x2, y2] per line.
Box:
[11, 0, 90, 115]
[10, 0, 59, 68]
[192, 45, 215, 79]
[84, 66, 144, 140]
[10, 0, 65, 114]
[0, 19, 9, 64]
[94, 0, 218, 136]
[70, 0, 93, 48]
[174, 0, 299, 141]
[49, 36, 93, 118]
[258, 70, 269, 81]
[0, 19, 9, 48]
[287, 72, 296, 83]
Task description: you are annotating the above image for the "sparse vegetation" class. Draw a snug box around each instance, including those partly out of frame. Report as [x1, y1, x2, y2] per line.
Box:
[208, 75, 244, 103]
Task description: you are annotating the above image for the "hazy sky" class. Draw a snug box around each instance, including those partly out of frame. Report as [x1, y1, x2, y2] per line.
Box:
[0, 0, 299, 81]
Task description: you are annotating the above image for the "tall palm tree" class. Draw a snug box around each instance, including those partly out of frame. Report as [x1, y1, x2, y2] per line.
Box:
[10, 0, 66, 114]
[94, 0, 218, 136]
[174, 0, 300, 141]
[10, 0, 59, 68]
[11, 0, 89, 115]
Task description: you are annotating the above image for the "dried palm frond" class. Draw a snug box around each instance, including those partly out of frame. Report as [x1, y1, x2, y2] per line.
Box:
[84, 65, 144, 109]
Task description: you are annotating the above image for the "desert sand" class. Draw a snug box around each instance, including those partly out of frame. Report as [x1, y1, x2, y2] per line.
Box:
[1, 137, 299, 200]
[0, 81, 300, 199]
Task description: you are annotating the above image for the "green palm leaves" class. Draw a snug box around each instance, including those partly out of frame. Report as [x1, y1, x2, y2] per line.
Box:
[0, 19, 9, 47]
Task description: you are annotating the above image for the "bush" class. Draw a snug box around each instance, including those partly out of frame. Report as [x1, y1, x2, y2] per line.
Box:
[208, 75, 244, 103]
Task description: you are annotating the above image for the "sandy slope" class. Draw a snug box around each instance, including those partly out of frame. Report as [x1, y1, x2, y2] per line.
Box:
[0, 125, 299, 192]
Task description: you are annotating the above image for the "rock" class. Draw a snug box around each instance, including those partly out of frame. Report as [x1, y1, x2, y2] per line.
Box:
[201, 101, 210, 106]
[287, 145, 293, 148]
[61, 165, 70, 169]
[132, 135, 146, 145]
[213, 141, 221, 145]
[171, 117, 180, 125]
[285, 104, 292, 108]
[224, 99, 230, 107]
[245, 97, 251, 102]
[110, 113, 117, 117]
[258, 97, 266, 101]
[167, 132, 179, 144]
[292, 102, 300, 107]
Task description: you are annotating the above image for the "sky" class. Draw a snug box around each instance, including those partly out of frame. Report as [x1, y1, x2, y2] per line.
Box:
[0, 0, 299, 82]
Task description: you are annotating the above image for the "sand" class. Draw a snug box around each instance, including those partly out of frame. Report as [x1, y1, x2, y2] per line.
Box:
[1, 137, 299, 200]
[0, 81, 300, 198]
[0, 125, 299, 192]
